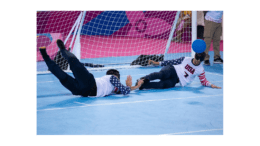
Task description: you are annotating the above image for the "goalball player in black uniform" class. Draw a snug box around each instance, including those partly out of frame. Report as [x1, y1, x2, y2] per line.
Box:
[39, 39, 143, 97]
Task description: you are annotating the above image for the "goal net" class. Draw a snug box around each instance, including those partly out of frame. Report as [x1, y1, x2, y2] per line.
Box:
[37, 11, 193, 74]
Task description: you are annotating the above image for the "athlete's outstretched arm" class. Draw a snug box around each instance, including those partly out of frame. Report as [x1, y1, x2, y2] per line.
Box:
[110, 75, 131, 95]
[110, 75, 143, 95]
[125, 75, 143, 90]
[198, 71, 221, 89]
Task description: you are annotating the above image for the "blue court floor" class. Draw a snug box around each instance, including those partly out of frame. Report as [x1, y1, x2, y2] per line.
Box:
[37, 51, 223, 135]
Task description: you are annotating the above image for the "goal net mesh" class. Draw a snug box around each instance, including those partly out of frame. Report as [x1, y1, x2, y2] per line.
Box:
[37, 11, 192, 73]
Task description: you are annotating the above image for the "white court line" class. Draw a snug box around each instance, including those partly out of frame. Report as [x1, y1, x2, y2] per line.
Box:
[37, 72, 222, 83]
[37, 74, 147, 83]
[37, 74, 148, 83]
[74, 102, 86, 105]
[38, 94, 222, 111]
[38, 80, 223, 87]
[161, 128, 223, 135]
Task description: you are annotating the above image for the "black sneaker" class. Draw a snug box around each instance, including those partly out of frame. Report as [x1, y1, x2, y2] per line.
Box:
[204, 60, 210, 66]
[39, 47, 48, 58]
[56, 39, 66, 50]
[214, 57, 223, 64]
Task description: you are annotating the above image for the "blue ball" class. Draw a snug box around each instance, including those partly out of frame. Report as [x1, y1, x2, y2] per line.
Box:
[192, 39, 206, 53]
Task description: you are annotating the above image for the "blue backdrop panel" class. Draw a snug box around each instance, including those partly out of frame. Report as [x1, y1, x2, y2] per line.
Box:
[81, 11, 129, 36]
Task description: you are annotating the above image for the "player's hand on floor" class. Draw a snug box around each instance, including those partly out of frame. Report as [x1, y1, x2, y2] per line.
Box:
[211, 84, 221, 89]
[148, 60, 159, 66]
[137, 79, 144, 87]
[148, 60, 155, 65]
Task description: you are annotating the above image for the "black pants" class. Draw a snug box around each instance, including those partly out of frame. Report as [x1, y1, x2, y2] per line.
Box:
[142, 65, 179, 89]
[42, 49, 96, 97]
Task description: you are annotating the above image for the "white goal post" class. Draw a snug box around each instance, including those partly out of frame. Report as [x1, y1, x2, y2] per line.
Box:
[37, 11, 197, 74]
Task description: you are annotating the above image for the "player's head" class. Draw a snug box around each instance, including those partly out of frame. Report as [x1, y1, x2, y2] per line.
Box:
[106, 69, 120, 80]
[194, 52, 206, 64]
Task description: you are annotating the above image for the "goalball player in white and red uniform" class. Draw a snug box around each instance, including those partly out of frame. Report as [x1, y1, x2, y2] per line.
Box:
[39, 39, 143, 97]
[136, 52, 221, 89]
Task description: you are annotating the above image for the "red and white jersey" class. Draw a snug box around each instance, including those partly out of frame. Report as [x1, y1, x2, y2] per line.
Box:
[172, 57, 211, 87]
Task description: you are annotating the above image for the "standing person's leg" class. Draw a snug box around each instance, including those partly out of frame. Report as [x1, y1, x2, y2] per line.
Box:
[56, 40, 96, 95]
[172, 17, 182, 42]
[176, 20, 183, 42]
[39, 47, 81, 95]
[212, 23, 222, 59]
[203, 20, 216, 61]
